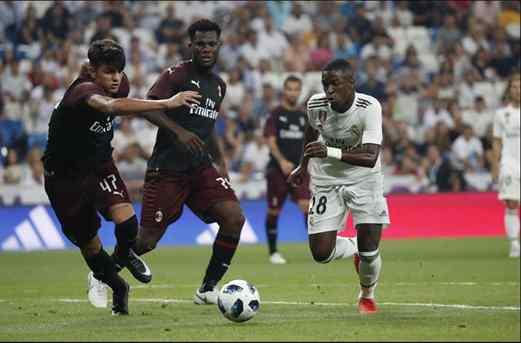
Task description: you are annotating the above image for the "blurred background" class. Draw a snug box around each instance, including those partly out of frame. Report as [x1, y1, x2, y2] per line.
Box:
[0, 1, 519, 248]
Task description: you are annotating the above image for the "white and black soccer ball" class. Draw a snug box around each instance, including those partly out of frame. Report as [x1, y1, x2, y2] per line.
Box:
[217, 279, 260, 323]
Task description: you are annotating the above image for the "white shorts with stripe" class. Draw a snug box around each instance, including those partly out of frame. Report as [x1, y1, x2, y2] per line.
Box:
[307, 174, 390, 235]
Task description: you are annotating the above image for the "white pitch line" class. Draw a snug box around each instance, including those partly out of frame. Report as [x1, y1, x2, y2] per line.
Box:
[55, 298, 520, 312]
[131, 282, 519, 289]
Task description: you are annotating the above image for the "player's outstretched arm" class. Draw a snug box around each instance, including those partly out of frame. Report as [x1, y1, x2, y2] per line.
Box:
[491, 138, 502, 182]
[86, 91, 201, 116]
[288, 123, 318, 186]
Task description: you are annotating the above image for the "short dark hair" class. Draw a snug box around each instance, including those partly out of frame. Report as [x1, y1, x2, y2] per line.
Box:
[88, 39, 126, 71]
[188, 19, 221, 41]
[323, 59, 354, 74]
[284, 75, 302, 87]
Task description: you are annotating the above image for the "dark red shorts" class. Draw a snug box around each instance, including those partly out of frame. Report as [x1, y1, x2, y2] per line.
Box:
[266, 167, 310, 210]
[140, 165, 239, 232]
[44, 159, 131, 246]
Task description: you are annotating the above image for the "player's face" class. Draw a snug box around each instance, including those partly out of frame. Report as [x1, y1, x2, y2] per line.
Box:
[91, 64, 122, 95]
[190, 31, 221, 68]
[322, 69, 355, 111]
[510, 79, 520, 104]
[282, 80, 302, 107]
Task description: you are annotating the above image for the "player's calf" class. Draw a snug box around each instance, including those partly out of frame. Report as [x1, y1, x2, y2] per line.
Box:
[112, 216, 152, 283]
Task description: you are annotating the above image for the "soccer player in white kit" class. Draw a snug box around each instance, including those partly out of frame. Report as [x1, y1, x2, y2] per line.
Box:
[288, 59, 390, 314]
[493, 73, 520, 258]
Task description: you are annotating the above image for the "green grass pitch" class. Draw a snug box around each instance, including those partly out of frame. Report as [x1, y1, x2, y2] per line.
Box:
[0, 237, 519, 341]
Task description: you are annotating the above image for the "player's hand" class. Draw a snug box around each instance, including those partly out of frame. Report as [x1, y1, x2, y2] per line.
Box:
[176, 127, 205, 155]
[279, 159, 295, 176]
[304, 141, 327, 158]
[287, 164, 306, 187]
[167, 91, 201, 108]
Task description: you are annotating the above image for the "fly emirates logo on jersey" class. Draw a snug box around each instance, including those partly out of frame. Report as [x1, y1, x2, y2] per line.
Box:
[189, 98, 219, 120]
[89, 116, 113, 134]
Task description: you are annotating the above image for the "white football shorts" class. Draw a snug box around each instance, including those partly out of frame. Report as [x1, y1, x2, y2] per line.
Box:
[499, 165, 520, 201]
[307, 174, 390, 235]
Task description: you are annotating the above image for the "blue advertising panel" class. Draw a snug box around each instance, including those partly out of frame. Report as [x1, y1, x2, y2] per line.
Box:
[0, 201, 308, 252]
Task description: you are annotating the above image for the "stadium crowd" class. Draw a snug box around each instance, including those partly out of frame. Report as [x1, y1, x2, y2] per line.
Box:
[0, 0, 520, 201]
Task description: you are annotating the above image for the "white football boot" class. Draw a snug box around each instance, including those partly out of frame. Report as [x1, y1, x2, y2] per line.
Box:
[269, 252, 287, 264]
[194, 286, 219, 305]
[87, 271, 108, 308]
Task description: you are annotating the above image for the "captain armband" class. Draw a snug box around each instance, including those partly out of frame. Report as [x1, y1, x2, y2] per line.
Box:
[326, 147, 342, 160]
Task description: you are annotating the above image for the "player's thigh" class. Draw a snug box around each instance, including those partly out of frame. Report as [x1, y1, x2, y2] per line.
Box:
[307, 185, 347, 235]
[187, 165, 242, 228]
[266, 167, 290, 212]
[140, 170, 190, 243]
[94, 160, 134, 222]
[346, 176, 390, 229]
[44, 174, 100, 247]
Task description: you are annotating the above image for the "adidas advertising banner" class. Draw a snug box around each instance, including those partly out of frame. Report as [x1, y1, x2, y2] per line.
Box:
[0, 193, 507, 252]
[0, 201, 308, 252]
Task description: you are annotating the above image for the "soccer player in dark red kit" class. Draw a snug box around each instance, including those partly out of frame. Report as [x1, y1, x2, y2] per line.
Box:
[43, 39, 201, 315]
[263, 75, 310, 264]
[126, 19, 246, 305]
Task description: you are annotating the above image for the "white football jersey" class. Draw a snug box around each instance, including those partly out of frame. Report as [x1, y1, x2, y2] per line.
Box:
[493, 104, 520, 173]
[306, 92, 383, 186]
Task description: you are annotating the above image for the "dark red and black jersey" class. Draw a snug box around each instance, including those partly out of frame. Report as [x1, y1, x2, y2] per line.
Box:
[146, 60, 226, 172]
[263, 105, 307, 170]
[42, 71, 129, 174]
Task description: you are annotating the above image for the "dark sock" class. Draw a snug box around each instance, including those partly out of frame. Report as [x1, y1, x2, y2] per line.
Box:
[85, 249, 127, 292]
[114, 215, 138, 255]
[265, 214, 279, 255]
[304, 212, 309, 231]
[201, 232, 240, 291]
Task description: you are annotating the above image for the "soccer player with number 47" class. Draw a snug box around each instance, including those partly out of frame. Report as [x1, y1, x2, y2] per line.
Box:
[288, 59, 390, 314]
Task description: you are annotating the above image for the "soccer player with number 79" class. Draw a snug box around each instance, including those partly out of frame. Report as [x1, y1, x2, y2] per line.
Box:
[288, 59, 391, 314]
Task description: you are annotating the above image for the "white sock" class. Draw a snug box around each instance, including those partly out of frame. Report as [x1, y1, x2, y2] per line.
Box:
[358, 251, 382, 299]
[331, 236, 358, 261]
[505, 209, 520, 244]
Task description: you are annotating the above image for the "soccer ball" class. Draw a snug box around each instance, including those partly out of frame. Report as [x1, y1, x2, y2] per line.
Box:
[217, 279, 260, 322]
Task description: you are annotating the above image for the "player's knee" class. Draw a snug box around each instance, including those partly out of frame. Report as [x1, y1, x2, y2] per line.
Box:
[222, 212, 245, 231]
[359, 250, 380, 263]
[81, 239, 102, 257]
[311, 248, 334, 264]
[135, 235, 158, 254]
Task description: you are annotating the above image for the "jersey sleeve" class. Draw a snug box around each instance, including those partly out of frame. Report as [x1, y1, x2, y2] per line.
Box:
[263, 113, 276, 138]
[147, 66, 184, 100]
[64, 82, 106, 107]
[493, 110, 504, 140]
[361, 100, 383, 145]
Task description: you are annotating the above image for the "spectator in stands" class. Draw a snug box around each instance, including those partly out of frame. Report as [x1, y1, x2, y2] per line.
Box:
[436, 13, 462, 54]
[422, 97, 454, 130]
[359, 56, 387, 102]
[40, 1, 71, 42]
[451, 124, 485, 172]
[281, 2, 312, 37]
[458, 67, 483, 109]
[462, 96, 494, 138]
[253, 83, 277, 121]
[422, 145, 465, 192]
[309, 32, 333, 71]
[155, 4, 185, 45]
[283, 33, 311, 73]
[238, 130, 270, 183]
[3, 148, 22, 184]
[20, 147, 44, 186]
